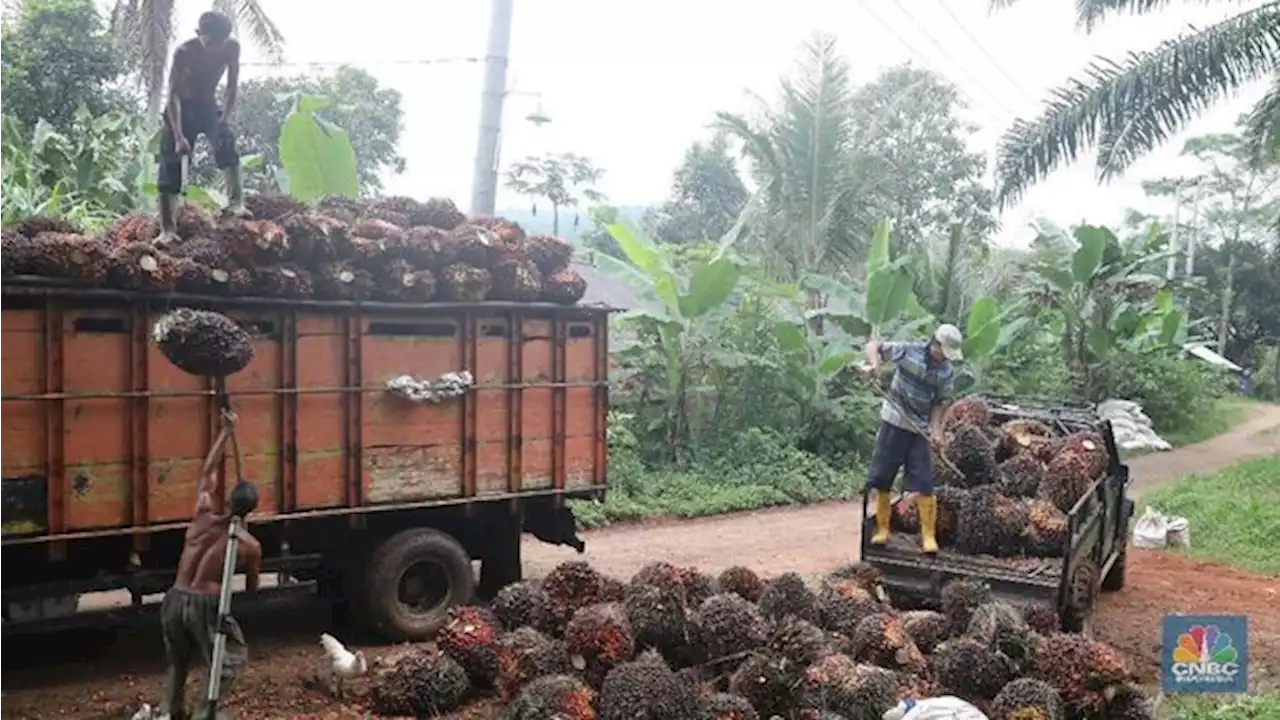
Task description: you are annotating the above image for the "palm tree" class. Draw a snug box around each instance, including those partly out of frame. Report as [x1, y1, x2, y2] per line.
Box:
[110, 0, 285, 116]
[991, 0, 1280, 207]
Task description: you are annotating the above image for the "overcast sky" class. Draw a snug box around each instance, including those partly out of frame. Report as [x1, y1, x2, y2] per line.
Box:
[170, 0, 1268, 246]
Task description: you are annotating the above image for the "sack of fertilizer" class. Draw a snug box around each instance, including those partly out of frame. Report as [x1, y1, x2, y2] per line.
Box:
[152, 308, 254, 377]
[883, 696, 988, 720]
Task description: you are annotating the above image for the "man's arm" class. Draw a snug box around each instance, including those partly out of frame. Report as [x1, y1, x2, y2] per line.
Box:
[864, 341, 904, 373]
[222, 40, 240, 118]
[930, 371, 956, 440]
[194, 426, 233, 515]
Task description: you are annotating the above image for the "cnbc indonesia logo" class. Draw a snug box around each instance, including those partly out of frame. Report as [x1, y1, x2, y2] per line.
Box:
[1169, 624, 1241, 686]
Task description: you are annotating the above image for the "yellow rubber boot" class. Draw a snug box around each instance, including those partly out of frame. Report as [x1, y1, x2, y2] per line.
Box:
[917, 494, 939, 554]
[871, 490, 892, 545]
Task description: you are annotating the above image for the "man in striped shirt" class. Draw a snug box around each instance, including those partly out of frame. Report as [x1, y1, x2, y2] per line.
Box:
[862, 324, 963, 554]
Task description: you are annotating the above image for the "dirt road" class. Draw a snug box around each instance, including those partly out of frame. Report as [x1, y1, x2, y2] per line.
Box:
[3, 404, 1277, 719]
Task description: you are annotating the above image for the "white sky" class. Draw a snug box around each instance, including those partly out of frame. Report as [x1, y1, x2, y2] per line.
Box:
[169, 0, 1269, 247]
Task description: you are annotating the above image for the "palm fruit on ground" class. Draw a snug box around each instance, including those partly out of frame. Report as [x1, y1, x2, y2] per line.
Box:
[280, 212, 349, 265]
[252, 265, 313, 299]
[891, 669, 939, 703]
[415, 197, 467, 230]
[998, 454, 1045, 498]
[541, 266, 588, 305]
[703, 692, 759, 720]
[691, 593, 770, 663]
[1060, 430, 1110, 477]
[946, 423, 998, 487]
[438, 263, 492, 302]
[218, 218, 289, 264]
[1030, 633, 1130, 717]
[15, 216, 79, 239]
[797, 654, 899, 720]
[943, 395, 990, 430]
[956, 485, 1028, 556]
[622, 584, 688, 658]
[816, 579, 888, 636]
[527, 234, 574, 274]
[932, 637, 1018, 700]
[727, 651, 805, 717]
[757, 571, 820, 624]
[768, 616, 833, 666]
[563, 602, 635, 687]
[440, 224, 498, 268]
[489, 258, 544, 302]
[437, 604, 503, 687]
[1023, 499, 1068, 557]
[492, 580, 553, 633]
[940, 579, 992, 635]
[599, 575, 627, 603]
[989, 677, 1064, 720]
[999, 419, 1056, 462]
[678, 567, 717, 607]
[967, 601, 1036, 667]
[369, 648, 469, 717]
[826, 562, 886, 598]
[716, 566, 765, 603]
[316, 195, 369, 224]
[898, 610, 949, 653]
[313, 262, 376, 301]
[1105, 682, 1155, 720]
[108, 241, 180, 292]
[27, 233, 111, 285]
[244, 192, 307, 222]
[1040, 451, 1094, 512]
[1, 230, 35, 275]
[630, 561, 686, 599]
[1017, 602, 1061, 636]
[597, 650, 702, 720]
[849, 613, 927, 674]
[543, 561, 607, 632]
[495, 627, 570, 701]
[508, 674, 597, 720]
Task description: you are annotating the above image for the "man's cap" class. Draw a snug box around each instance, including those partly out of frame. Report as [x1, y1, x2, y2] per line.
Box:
[934, 323, 964, 362]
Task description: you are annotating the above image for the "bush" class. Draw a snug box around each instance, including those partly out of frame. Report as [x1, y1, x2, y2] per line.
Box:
[1094, 350, 1230, 434]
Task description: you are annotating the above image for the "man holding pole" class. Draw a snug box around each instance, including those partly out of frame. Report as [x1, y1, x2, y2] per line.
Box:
[862, 324, 963, 554]
[159, 408, 261, 720]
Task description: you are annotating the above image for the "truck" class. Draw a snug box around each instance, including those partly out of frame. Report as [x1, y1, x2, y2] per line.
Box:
[860, 395, 1134, 633]
[1, 278, 613, 640]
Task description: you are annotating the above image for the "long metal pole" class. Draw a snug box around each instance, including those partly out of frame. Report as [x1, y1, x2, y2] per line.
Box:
[1166, 182, 1182, 281]
[205, 516, 243, 708]
[1185, 182, 1204, 277]
[469, 0, 515, 217]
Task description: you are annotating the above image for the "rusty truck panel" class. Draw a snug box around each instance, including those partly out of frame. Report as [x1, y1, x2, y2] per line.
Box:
[1, 286, 611, 544]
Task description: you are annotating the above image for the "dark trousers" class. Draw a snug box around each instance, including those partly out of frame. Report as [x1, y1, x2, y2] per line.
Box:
[157, 100, 239, 195]
[865, 421, 935, 494]
[160, 586, 247, 720]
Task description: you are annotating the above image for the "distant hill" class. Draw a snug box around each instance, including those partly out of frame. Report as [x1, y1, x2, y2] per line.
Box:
[495, 204, 652, 241]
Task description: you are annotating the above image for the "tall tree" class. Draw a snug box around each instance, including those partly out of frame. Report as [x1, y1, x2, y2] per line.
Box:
[504, 153, 607, 236]
[645, 133, 748, 244]
[991, 0, 1280, 206]
[109, 0, 285, 116]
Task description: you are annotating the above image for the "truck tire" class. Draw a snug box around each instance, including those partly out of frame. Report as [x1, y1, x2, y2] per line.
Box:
[359, 527, 475, 641]
[1101, 544, 1127, 592]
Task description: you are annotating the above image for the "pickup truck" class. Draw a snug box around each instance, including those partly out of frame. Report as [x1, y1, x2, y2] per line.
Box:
[860, 395, 1134, 632]
[1, 278, 612, 640]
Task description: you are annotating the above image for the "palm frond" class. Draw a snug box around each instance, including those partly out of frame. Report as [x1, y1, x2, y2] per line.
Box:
[1243, 71, 1280, 165]
[995, 3, 1280, 207]
[213, 0, 284, 61]
[990, 1, 1242, 33]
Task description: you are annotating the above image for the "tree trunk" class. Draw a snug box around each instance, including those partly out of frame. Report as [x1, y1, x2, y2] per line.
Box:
[552, 204, 560, 236]
[1219, 246, 1236, 354]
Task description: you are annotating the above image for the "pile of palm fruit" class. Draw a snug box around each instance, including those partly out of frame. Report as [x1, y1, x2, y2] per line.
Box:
[368, 560, 1151, 719]
[890, 395, 1113, 559]
[0, 194, 588, 305]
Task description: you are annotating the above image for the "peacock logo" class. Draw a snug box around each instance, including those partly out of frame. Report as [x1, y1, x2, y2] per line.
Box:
[1172, 625, 1238, 665]
[1162, 615, 1247, 693]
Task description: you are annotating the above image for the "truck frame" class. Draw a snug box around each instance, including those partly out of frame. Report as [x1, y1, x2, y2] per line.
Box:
[860, 395, 1134, 633]
[1, 279, 613, 639]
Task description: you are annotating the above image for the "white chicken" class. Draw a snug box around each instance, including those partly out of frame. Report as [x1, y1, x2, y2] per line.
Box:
[319, 633, 368, 699]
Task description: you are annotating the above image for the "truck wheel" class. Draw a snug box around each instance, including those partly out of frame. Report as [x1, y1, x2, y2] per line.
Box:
[360, 527, 475, 641]
[1101, 545, 1128, 592]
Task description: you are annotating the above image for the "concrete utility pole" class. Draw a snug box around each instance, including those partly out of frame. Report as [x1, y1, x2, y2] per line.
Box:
[1166, 182, 1183, 281]
[1185, 182, 1205, 277]
[469, 0, 515, 217]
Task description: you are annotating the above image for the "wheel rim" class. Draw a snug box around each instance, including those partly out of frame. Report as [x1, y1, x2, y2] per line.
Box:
[397, 560, 451, 615]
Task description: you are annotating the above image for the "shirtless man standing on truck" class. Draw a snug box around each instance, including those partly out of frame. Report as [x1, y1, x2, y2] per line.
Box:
[155, 10, 247, 246]
[159, 409, 262, 720]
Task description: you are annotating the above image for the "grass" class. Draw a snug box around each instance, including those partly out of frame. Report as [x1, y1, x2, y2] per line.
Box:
[1160, 693, 1280, 719]
[1140, 455, 1280, 576]
[1160, 398, 1255, 447]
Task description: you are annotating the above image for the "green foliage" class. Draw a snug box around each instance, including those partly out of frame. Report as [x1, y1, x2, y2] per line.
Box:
[645, 133, 748, 244]
[506, 153, 606, 236]
[1164, 692, 1280, 720]
[277, 95, 360, 202]
[1093, 349, 1230, 434]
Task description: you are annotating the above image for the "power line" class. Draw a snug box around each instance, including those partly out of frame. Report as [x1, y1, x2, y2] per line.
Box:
[243, 55, 484, 69]
[931, 0, 1039, 106]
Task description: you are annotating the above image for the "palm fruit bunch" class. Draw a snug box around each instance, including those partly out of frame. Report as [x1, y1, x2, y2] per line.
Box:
[490, 259, 544, 302]
[967, 601, 1036, 667]
[934, 486, 967, 545]
[816, 579, 887, 636]
[315, 194, 369, 224]
[768, 616, 834, 667]
[1023, 499, 1068, 557]
[622, 584, 688, 659]
[349, 218, 410, 266]
[369, 647, 470, 717]
[542, 267, 589, 305]
[14, 216, 79, 238]
[252, 265, 313, 299]
[1105, 682, 1156, 720]
[218, 218, 290, 264]
[825, 563, 886, 597]
[495, 627, 570, 701]
[940, 579, 993, 635]
[244, 192, 308, 222]
[597, 650, 702, 720]
[797, 654, 899, 720]
[898, 610, 949, 653]
[999, 419, 1056, 463]
[930, 439, 964, 487]
[438, 263, 493, 302]
[946, 423, 998, 487]
[943, 395, 991, 431]
[989, 677, 1064, 720]
[367, 195, 423, 229]
[492, 580, 553, 633]
[280, 212, 349, 265]
[1060, 430, 1109, 478]
[1030, 633, 1130, 717]
[108, 241, 182, 292]
[691, 593, 770, 663]
[849, 613, 927, 674]
[472, 216, 528, 263]
[176, 204, 217, 239]
[313, 262, 376, 301]
[599, 575, 627, 603]
[1, 229, 34, 275]
[629, 562, 687, 601]
[373, 258, 437, 303]
[527, 234, 574, 274]
[508, 674, 597, 720]
[997, 454, 1044, 498]
[168, 237, 247, 295]
[678, 567, 718, 607]
[27, 233, 111, 285]
[728, 651, 806, 717]
[543, 561, 607, 631]
[717, 566, 765, 603]
[1017, 602, 1061, 636]
[703, 692, 759, 720]
[107, 212, 158, 245]
[438, 605, 504, 687]
[757, 571, 819, 624]
[1040, 451, 1094, 513]
[890, 498, 920, 534]
[563, 602, 635, 687]
[152, 308, 254, 377]
[932, 636, 1018, 700]
[956, 485, 1028, 556]
[415, 197, 467, 230]
[441, 224, 498, 268]
[797, 711, 852, 720]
